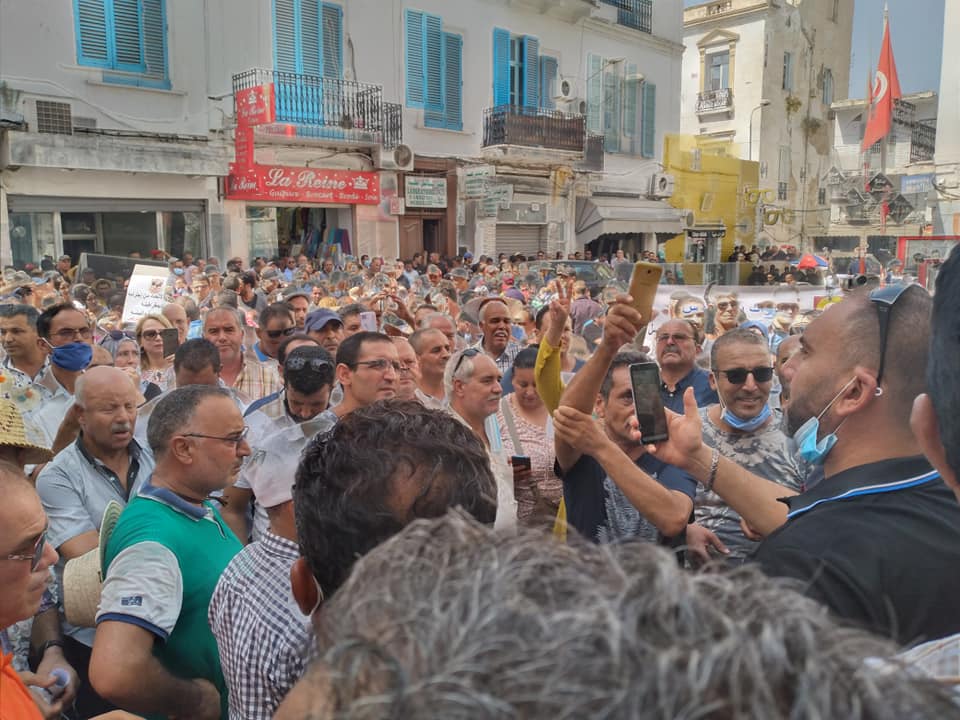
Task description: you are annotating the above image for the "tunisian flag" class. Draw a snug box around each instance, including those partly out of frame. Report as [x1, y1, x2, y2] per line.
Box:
[861, 15, 902, 151]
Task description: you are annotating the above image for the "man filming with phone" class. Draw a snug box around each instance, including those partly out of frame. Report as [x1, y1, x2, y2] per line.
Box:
[553, 295, 695, 547]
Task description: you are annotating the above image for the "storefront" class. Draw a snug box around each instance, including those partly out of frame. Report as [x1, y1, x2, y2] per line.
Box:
[398, 157, 458, 260]
[576, 195, 684, 258]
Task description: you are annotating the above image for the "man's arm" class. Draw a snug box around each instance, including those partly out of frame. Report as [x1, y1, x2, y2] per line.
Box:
[91, 622, 220, 719]
[219, 486, 252, 543]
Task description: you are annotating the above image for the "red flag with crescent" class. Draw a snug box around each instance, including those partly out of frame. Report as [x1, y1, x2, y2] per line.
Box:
[861, 16, 902, 151]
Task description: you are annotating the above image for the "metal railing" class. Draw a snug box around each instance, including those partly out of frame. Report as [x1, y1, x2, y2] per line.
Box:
[232, 68, 402, 148]
[696, 88, 733, 113]
[482, 105, 587, 152]
[599, 0, 653, 33]
[910, 122, 936, 163]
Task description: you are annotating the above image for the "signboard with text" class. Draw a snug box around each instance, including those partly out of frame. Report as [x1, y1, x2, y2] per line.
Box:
[121, 264, 170, 325]
[464, 165, 495, 198]
[226, 165, 380, 205]
[235, 84, 276, 126]
[405, 177, 448, 208]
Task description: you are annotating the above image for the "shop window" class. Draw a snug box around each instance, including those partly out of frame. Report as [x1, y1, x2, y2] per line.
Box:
[160, 211, 204, 262]
[101, 213, 158, 258]
[8, 213, 56, 270]
[247, 207, 279, 261]
[74, 0, 169, 89]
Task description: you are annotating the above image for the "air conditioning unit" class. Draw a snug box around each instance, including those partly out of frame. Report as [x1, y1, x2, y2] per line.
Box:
[589, 2, 618, 23]
[649, 173, 675, 199]
[374, 144, 414, 172]
[557, 77, 578, 101]
[681, 209, 696, 229]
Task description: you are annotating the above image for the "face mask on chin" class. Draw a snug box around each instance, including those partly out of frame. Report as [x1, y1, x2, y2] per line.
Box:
[791, 376, 857, 465]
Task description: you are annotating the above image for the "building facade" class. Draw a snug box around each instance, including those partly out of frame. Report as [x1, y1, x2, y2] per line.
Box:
[932, 0, 960, 242]
[0, 0, 686, 268]
[680, 0, 853, 257]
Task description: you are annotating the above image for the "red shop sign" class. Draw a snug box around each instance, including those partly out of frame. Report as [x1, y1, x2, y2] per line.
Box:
[236, 84, 276, 127]
[226, 164, 381, 205]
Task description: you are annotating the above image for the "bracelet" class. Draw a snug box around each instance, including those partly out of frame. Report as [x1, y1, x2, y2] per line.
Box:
[704, 448, 720, 492]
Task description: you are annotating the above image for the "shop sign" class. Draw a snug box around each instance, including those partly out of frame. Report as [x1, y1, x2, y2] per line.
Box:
[405, 177, 448, 208]
[688, 228, 726, 241]
[234, 126, 254, 168]
[389, 196, 406, 215]
[235, 84, 276, 126]
[226, 164, 380, 204]
[121, 264, 170, 325]
[901, 173, 934, 196]
[481, 183, 513, 216]
[464, 165, 495, 198]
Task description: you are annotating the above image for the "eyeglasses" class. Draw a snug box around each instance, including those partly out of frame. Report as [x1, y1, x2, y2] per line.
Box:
[181, 426, 249, 450]
[870, 284, 911, 389]
[285, 355, 333, 373]
[452, 347, 481, 376]
[265, 326, 297, 340]
[718, 366, 775, 384]
[656, 333, 693, 344]
[353, 359, 402, 373]
[6, 531, 47, 572]
[716, 301, 739, 311]
[140, 329, 164, 340]
[52, 326, 92, 342]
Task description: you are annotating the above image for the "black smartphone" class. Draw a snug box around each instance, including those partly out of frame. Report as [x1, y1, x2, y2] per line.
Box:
[160, 327, 181, 358]
[511, 456, 531, 470]
[629, 362, 669, 443]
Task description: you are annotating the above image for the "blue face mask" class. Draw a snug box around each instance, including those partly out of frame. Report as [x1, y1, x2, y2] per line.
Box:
[47, 341, 93, 372]
[792, 377, 856, 465]
[173, 267, 184, 276]
[721, 403, 772, 432]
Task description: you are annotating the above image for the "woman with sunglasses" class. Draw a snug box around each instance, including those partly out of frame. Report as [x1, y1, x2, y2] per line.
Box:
[135, 313, 175, 391]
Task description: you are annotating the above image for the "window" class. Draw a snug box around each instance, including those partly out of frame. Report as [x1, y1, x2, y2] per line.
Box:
[406, 11, 462, 130]
[822, 68, 834, 105]
[818, 187, 827, 205]
[586, 54, 655, 157]
[782, 52, 793, 91]
[778, 182, 788, 201]
[492, 29, 549, 110]
[74, 0, 168, 88]
[598, 0, 652, 34]
[706, 51, 730, 91]
[274, 0, 343, 79]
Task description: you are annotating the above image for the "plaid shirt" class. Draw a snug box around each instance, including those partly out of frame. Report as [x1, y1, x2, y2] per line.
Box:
[231, 354, 283, 406]
[208, 531, 311, 720]
[472, 337, 523, 375]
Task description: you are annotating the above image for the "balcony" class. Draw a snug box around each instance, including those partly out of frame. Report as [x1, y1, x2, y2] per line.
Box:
[232, 68, 402, 149]
[696, 88, 733, 116]
[599, 0, 653, 33]
[482, 105, 588, 154]
[910, 122, 936, 163]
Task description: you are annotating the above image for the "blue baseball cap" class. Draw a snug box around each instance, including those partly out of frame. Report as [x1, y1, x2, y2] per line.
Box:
[304, 309, 343, 333]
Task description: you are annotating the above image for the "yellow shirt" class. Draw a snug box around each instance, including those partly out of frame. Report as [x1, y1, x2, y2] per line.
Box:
[534, 338, 568, 540]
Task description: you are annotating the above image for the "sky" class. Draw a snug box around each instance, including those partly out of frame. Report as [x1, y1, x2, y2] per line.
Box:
[683, 0, 944, 97]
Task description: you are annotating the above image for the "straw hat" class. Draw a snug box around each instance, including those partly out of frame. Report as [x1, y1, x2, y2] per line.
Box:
[62, 501, 124, 628]
[0, 400, 53, 464]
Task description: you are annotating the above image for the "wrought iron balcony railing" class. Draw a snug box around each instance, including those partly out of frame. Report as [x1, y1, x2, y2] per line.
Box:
[599, 0, 653, 33]
[910, 122, 936, 163]
[482, 105, 587, 153]
[232, 68, 402, 148]
[696, 88, 733, 114]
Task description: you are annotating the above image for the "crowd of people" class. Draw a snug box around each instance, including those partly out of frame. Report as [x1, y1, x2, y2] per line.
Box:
[2, 244, 960, 719]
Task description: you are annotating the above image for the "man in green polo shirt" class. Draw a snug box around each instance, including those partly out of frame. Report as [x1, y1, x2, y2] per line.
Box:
[89, 385, 250, 720]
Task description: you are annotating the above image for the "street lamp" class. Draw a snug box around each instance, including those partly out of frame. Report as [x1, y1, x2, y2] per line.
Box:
[748, 99, 771, 162]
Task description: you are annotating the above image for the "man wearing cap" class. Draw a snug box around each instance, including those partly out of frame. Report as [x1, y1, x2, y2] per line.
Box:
[473, 300, 522, 375]
[304, 308, 344, 356]
[0, 304, 50, 412]
[204, 307, 282, 405]
[221, 346, 335, 543]
[36, 366, 152, 714]
[260, 267, 282, 299]
[282, 288, 311, 330]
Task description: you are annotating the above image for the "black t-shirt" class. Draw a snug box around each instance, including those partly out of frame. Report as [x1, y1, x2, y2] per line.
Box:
[560, 452, 695, 546]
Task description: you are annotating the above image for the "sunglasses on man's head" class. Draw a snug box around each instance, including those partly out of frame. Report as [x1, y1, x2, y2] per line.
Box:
[718, 366, 774, 384]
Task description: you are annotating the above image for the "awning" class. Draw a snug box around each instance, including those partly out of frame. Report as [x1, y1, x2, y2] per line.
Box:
[575, 196, 684, 245]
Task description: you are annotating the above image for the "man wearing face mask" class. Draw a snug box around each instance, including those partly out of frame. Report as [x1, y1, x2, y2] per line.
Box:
[684, 330, 803, 565]
[648, 287, 960, 644]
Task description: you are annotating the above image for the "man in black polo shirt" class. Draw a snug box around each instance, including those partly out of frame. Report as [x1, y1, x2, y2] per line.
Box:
[647, 285, 960, 645]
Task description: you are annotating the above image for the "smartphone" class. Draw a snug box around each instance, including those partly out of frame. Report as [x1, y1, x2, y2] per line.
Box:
[160, 327, 181, 358]
[359, 311, 378, 332]
[627, 261, 662, 324]
[511, 456, 531, 470]
[629, 362, 669, 443]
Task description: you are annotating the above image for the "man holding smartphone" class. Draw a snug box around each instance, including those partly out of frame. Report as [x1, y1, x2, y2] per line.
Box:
[553, 296, 695, 547]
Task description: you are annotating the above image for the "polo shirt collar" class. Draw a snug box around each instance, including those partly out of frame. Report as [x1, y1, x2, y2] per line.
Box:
[783, 456, 939, 520]
[75, 434, 144, 465]
[138, 479, 209, 520]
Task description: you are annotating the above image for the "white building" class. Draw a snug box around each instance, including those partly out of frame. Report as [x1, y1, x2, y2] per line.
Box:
[680, 0, 853, 252]
[0, 0, 686, 268]
[932, 0, 960, 242]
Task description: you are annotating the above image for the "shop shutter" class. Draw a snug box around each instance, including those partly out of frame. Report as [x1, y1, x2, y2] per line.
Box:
[321, 3, 343, 79]
[492, 28, 511, 107]
[586, 53, 603, 134]
[141, 0, 167, 81]
[521, 36, 539, 109]
[424, 14, 444, 113]
[76, 0, 110, 67]
[539, 55, 558, 110]
[112, 0, 145, 72]
[641, 82, 656, 158]
[404, 9, 425, 107]
[495, 225, 546, 257]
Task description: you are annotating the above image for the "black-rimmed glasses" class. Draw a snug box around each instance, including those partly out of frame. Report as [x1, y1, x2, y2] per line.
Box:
[6, 530, 47, 572]
[717, 366, 775, 385]
[870, 284, 911, 389]
[182, 426, 249, 450]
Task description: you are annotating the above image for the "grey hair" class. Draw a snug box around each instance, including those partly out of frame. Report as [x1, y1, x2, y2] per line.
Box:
[202, 306, 244, 333]
[302, 513, 955, 719]
[417, 312, 455, 331]
[442, 348, 478, 398]
[147, 385, 231, 455]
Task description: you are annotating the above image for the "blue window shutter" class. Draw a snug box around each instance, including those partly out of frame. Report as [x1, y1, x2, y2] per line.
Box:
[300, 0, 321, 76]
[539, 55, 558, 110]
[274, 0, 298, 73]
[141, 0, 167, 80]
[641, 82, 656, 158]
[602, 64, 620, 153]
[492, 28, 510, 107]
[75, 0, 110, 66]
[112, 0, 146, 72]
[521, 36, 539, 109]
[423, 14, 443, 113]
[404, 9, 425, 107]
[321, 3, 343, 79]
[624, 62, 638, 138]
[444, 32, 463, 130]
[423, 27, 446, 129]
[586, 53, 602, 134]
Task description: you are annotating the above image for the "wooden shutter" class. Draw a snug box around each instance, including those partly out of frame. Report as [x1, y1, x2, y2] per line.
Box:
[444, 33, 463, 130]
[641, 82, 656, 158]
[112, 0, 145, 72]
[404, 9, 425, 107]
[424, 14, 443, 113]
[586, 53, 602, 133]
[492, 28, 510, 107]
[539, 55, 558, 110]
[321, 3, 342, 79]
[521, 36, 539, 109]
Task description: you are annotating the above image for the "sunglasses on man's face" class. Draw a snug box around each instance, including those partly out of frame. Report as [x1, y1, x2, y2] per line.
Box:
[717, 301, 739, 311]
[265, 326, 297, 340]
[718, 366, 775, 385]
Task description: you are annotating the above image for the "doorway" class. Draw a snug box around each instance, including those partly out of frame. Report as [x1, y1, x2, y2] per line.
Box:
[423, 219, 442, 256]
